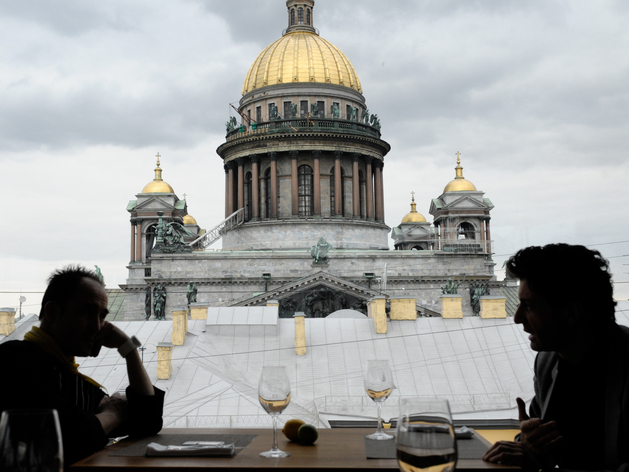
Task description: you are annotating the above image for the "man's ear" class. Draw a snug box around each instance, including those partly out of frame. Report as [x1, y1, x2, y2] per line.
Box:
[41, 301, 61, 327]
[563, 301, 585, 325]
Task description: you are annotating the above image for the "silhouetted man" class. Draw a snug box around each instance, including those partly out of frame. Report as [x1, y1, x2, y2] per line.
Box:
[0, 266, 164, 465]
[483, 244, 628, 471]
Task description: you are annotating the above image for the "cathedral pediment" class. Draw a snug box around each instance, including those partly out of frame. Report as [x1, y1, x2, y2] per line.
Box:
[134, 196, 179, 212]
[440, 195, 488, 211]
[233, 271, 383, 318]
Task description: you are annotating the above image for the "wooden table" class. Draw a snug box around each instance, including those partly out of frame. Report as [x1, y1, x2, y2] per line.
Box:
[71, 428, 518, 472]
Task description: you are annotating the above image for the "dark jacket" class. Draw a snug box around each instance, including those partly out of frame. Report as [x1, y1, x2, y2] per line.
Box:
[0, 340, 164, 465]
[530, 325, 629, 472]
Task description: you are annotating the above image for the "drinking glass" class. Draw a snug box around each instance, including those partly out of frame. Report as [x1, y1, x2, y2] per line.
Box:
[396, 398, 457, 472]
[364, 359, 395, 440]
[0, 408, 64, 472]
[258, 366, 291, 458]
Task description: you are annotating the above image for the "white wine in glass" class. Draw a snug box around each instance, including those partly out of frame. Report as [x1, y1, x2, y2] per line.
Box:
[364, 360, 395, 440]
[0, 408, 64, 472]
[396, 398, 457, 472]
[258, 366, 291, 458]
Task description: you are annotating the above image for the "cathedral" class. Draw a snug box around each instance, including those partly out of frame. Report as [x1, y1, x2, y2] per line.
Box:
[122, 0, 499, 321]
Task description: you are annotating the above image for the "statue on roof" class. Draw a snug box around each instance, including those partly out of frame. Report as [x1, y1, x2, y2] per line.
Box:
[153, 212, 193, 254]
[351, 106, 358, 121]
[226, 116, 237, 134]
[310, 237, 332, 264]
[361, 108, 369, 123]
[94, 265, 104, 285]
[470, 282, 490, 316]
[187, 282, 198, 305]
[331, 103, 339, 119]
[153, 284, 166, 320]
[441, 277, 461, 295]
[370, 114, 381, 130]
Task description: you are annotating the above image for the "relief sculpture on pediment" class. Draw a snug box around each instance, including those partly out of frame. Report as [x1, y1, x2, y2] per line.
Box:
[278, 285, 366, 318]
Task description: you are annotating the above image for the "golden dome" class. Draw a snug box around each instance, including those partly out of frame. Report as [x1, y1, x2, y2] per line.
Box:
[242, 31, 362, 95]
[444, 154, 477, 193]
[183, 214, 197, 225]
[401, 193, 427, 223]
[142, 156, 175, 194]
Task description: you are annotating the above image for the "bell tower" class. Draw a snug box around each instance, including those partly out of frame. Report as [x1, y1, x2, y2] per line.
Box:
[429, 153, 494, 255]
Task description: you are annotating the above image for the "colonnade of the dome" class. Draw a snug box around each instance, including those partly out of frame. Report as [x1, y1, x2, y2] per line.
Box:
[224, 151, 385, 223]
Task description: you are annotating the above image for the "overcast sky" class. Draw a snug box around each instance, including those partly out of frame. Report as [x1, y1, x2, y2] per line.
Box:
[2, 0, 628, 313]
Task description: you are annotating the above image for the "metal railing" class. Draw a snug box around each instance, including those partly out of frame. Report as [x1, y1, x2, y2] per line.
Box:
[188, 208, 245, 251]
[437, 238, 492, 254]
[226, 117, 381, 140]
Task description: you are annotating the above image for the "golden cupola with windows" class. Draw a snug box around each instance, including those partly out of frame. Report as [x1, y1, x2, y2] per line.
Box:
[216, 0, 391, 252]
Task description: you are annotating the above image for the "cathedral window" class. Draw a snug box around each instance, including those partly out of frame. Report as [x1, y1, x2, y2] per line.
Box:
[284, 102, 292, 119]
[317, 100, 325, 118]
[256, 106, 262, 123]
[298, 7, 304, 24]
[300, 100, 308, 117]
[298, 165, 314, 216]
[306, 8, 311, 25]
[268, 103, 277, 120]
[457, 222, 476, 240]
[346, 104, 352, 120]
[290, 8, 295, 26]
[245, 172, 252, 221]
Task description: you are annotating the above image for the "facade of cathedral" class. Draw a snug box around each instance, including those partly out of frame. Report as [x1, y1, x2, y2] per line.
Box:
[122, 0, 498, 321]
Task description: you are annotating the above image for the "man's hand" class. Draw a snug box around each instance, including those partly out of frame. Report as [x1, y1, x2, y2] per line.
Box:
[91, 322, 129, 357]
[483, 397, 562, 470]
[96, 392, 129, 434]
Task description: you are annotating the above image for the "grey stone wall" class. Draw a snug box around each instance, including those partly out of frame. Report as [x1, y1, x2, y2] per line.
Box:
[122, 249, 496, 320]
[222, 219, 389, 250]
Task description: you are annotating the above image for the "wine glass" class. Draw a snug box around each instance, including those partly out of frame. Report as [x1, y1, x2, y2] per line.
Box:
[0, 408, 64, 472]
[258, 366, 291, 458]
[396, 398, 457, 472]
[364, 359, 395, 440]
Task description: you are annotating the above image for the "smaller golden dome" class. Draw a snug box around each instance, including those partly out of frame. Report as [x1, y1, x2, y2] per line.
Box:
[401, 192, 427, 223]
[444, 153, 477, 193]
[183, 214, 197, 225]
[142, 155, 175, 194]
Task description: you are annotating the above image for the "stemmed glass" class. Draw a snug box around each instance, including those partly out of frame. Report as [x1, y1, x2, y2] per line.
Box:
[258, 366, 291, 458]
[396, 398, 457, 472]
[364, 360, 395, 440]
[0, 408, 64, 472]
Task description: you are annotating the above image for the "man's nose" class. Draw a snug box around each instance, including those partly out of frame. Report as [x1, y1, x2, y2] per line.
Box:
[513, 305, 524, 324]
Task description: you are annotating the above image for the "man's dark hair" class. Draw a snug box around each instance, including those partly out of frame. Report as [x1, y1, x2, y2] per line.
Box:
[39, 265, 104, 319]
[506, 243, 616, 323]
